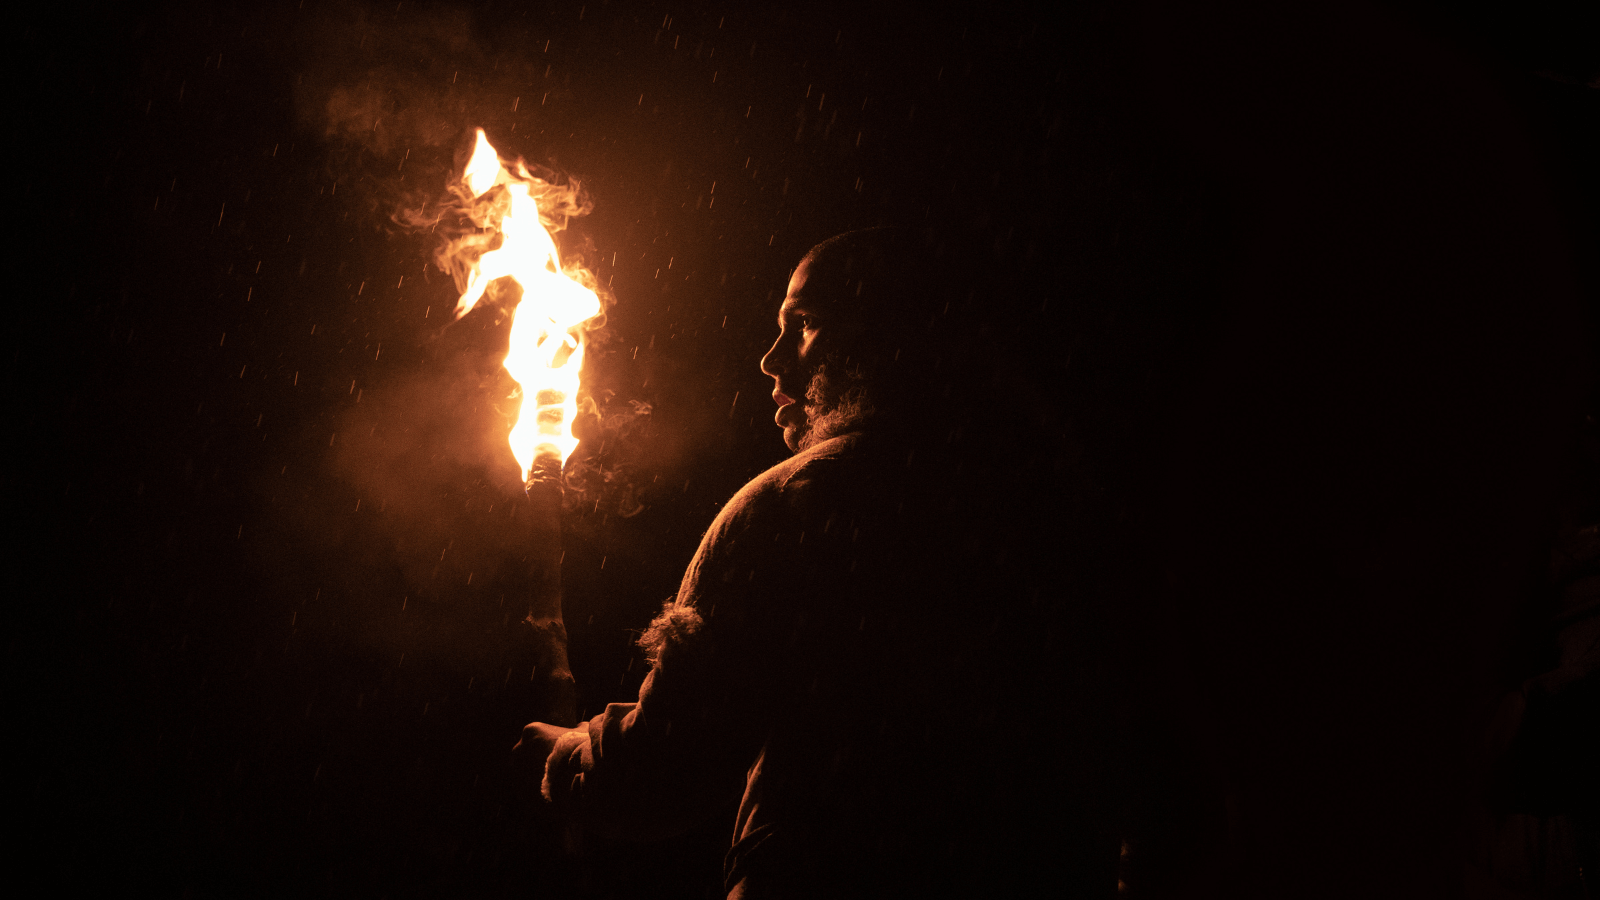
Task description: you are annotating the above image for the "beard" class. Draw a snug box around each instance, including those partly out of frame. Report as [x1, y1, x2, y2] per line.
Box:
[794, 362, 875, 452]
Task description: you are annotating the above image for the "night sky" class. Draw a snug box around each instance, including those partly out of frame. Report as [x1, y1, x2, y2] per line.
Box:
[17, 1, 1598, 897]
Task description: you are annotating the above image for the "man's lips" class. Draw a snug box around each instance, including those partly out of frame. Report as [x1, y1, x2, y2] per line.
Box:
[772, 389, 798, 427]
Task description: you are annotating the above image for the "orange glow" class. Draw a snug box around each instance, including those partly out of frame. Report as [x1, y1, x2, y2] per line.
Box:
[452, 128, 601, 476]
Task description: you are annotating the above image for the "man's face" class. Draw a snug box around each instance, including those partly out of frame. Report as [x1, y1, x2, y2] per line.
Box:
[759, 257, 862, 451]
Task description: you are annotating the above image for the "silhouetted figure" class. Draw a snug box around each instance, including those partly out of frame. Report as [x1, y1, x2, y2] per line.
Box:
[515, 228, 1120, 898]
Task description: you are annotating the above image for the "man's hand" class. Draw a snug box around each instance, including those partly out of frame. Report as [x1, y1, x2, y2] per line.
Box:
[513, 720, 590, 807]
[513, 721, 573, 761]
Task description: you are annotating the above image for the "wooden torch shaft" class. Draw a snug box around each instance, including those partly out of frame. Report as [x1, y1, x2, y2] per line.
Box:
[524, 451, 578, 728]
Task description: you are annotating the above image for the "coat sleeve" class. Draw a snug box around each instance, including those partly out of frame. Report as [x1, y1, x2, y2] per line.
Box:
[541, 465, 826, 840]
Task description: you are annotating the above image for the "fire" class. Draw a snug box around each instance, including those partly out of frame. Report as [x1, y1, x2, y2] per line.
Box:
[452, 128, 602, 476]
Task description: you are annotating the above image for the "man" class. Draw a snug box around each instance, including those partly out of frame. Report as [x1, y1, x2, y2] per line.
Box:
[515, 228, 1110, 897]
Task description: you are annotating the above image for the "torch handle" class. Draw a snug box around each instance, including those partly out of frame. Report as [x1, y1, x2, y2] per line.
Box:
[522, 614, 578, 728]
[524, 452, 578, 728]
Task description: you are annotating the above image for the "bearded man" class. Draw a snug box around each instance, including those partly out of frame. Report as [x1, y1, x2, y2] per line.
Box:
[515, 228, 1112, 897]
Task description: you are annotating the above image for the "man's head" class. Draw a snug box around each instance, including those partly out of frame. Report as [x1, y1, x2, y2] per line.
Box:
[759, 228, 937, 452]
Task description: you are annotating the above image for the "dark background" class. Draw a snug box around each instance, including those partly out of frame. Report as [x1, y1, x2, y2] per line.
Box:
[13, 0, 1597, 897]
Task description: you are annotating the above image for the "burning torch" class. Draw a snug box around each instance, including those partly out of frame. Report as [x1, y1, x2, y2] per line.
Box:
[449, 128, 601, 728]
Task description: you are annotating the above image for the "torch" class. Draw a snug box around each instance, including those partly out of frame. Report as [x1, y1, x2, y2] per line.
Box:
[449, 128, 601, 729]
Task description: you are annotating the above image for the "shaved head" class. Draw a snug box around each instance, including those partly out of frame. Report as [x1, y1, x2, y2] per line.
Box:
[759, 227, 958, 450]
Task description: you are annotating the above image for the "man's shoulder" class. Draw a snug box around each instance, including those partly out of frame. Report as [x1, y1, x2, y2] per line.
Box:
[750, 433, 865, 492]
[718, 433, 870, 524]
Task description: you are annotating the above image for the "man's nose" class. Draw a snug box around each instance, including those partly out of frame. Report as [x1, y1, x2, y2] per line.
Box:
[759, 335, 787, 378]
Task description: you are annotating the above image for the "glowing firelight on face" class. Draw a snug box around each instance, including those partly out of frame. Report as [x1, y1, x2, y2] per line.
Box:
[453, 128, 601, 477]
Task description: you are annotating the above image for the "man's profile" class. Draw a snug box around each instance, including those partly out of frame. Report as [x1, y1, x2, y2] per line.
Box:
[514, 227, 1109, 897]
[763, 230, 885, 454]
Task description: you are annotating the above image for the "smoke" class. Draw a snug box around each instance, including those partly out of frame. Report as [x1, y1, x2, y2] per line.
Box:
[289, 0, 656, 609]
[563, 397, 655, 520]
[290, 0, 544, 228]
[321, 337, 656, 614]
[294, 2, 494, 159]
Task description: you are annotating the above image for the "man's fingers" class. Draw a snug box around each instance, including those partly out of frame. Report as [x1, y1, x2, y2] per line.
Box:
[513, 721, 546, 754]
[515, 720, 573, 757]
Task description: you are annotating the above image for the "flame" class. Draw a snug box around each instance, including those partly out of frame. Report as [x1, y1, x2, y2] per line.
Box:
[453, 128, 601, 476]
